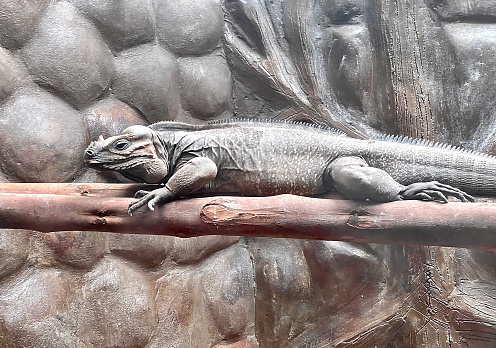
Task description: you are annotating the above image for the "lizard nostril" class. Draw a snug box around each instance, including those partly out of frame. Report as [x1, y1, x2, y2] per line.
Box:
[85, 148, 96, 158]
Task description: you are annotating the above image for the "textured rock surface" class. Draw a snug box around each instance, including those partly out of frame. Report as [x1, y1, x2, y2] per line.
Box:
[179, 54, 232, 119]
[154, 0, 224, 55]
[71, 0, 155, 52]
[21, 2, 115, 109]
[0, 268, 78, 348]
[83, 97, 147, 140]
[0, 48, 28, 103]
[73, 258, 157, 347]
[43, 231, 107, 269]
[0, 0, 495, 347]
[0, 0, 51, 50]
[113, 44, 181, 123]
[0, 87, 85, 182]
[152, 244, 254, 347]
[0, 230, 31, 279]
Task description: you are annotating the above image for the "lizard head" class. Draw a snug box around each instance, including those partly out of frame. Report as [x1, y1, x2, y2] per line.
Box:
[84, 125, 169, 183]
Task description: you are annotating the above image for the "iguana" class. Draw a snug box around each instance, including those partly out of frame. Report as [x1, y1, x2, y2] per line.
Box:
[84, 119, 495, 216]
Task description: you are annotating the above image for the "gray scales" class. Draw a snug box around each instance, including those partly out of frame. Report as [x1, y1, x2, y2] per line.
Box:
[84, 119, 496, 216]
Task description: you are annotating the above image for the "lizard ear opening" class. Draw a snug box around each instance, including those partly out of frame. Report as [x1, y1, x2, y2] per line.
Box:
[151, 132, 167, 161]
[151, 131, 170, 180]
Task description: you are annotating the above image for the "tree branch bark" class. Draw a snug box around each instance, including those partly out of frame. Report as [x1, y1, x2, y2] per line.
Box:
[0, 183, 495, 249]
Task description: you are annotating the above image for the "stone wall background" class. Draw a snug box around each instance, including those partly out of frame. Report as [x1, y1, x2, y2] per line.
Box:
[0, 0, 495, 347]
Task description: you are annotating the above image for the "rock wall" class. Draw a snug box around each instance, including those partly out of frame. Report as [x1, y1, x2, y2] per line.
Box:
[0, 0, 496, 347]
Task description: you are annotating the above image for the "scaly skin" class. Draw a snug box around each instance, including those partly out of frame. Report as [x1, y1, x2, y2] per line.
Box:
[84, 120, 496, 216]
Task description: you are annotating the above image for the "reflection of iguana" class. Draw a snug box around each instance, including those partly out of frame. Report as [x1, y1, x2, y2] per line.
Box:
[84, 120, 495, 216]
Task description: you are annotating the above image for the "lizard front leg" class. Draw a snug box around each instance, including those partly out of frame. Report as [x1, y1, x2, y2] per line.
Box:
[128, 157, 218, 216]
[328, 156, 474, 202]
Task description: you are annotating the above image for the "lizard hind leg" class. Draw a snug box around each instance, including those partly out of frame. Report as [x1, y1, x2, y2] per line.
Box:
[327, 156, 405, 202]
[327, 156, 475, 203]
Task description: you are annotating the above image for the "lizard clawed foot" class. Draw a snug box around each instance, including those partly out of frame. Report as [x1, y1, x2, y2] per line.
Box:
[400, 181, 475, 203]
[128, 187, 174, 216]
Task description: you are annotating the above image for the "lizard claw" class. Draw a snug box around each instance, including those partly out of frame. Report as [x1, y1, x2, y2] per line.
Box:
[128, 187, 174, 216]
[400, 181, 475, 203]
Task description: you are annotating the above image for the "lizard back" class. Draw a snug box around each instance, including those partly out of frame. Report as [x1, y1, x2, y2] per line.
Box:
[151, 119, 496, 197]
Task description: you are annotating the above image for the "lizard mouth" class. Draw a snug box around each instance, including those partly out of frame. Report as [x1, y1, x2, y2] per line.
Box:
[85, 158, 111, 166]
[85, 158, 130, 168]
[85, 159, 102, 167]
[85, 157, 152, 172]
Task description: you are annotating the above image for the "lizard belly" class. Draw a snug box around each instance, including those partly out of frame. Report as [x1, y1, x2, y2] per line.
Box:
[179, 127, 339, 197]
[205, 166, 328, 196]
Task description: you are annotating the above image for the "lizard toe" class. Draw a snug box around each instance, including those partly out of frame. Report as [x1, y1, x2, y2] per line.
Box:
[401, 181, 474, 203]
[134, 190, 150, 198]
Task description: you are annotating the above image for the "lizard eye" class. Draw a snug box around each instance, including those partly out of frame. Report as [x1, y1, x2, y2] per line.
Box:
[113, 140, 130, 151]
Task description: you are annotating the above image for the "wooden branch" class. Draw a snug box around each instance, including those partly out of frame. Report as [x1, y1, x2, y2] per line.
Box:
[0, 182, 159, 197]
[0, 183, 495, 249]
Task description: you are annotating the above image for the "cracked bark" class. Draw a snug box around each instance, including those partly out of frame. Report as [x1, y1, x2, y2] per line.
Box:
[0, 183, 494, 249]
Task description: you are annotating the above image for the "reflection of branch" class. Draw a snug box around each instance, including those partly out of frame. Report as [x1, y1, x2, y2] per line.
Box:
[1, 183, 496, 249]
